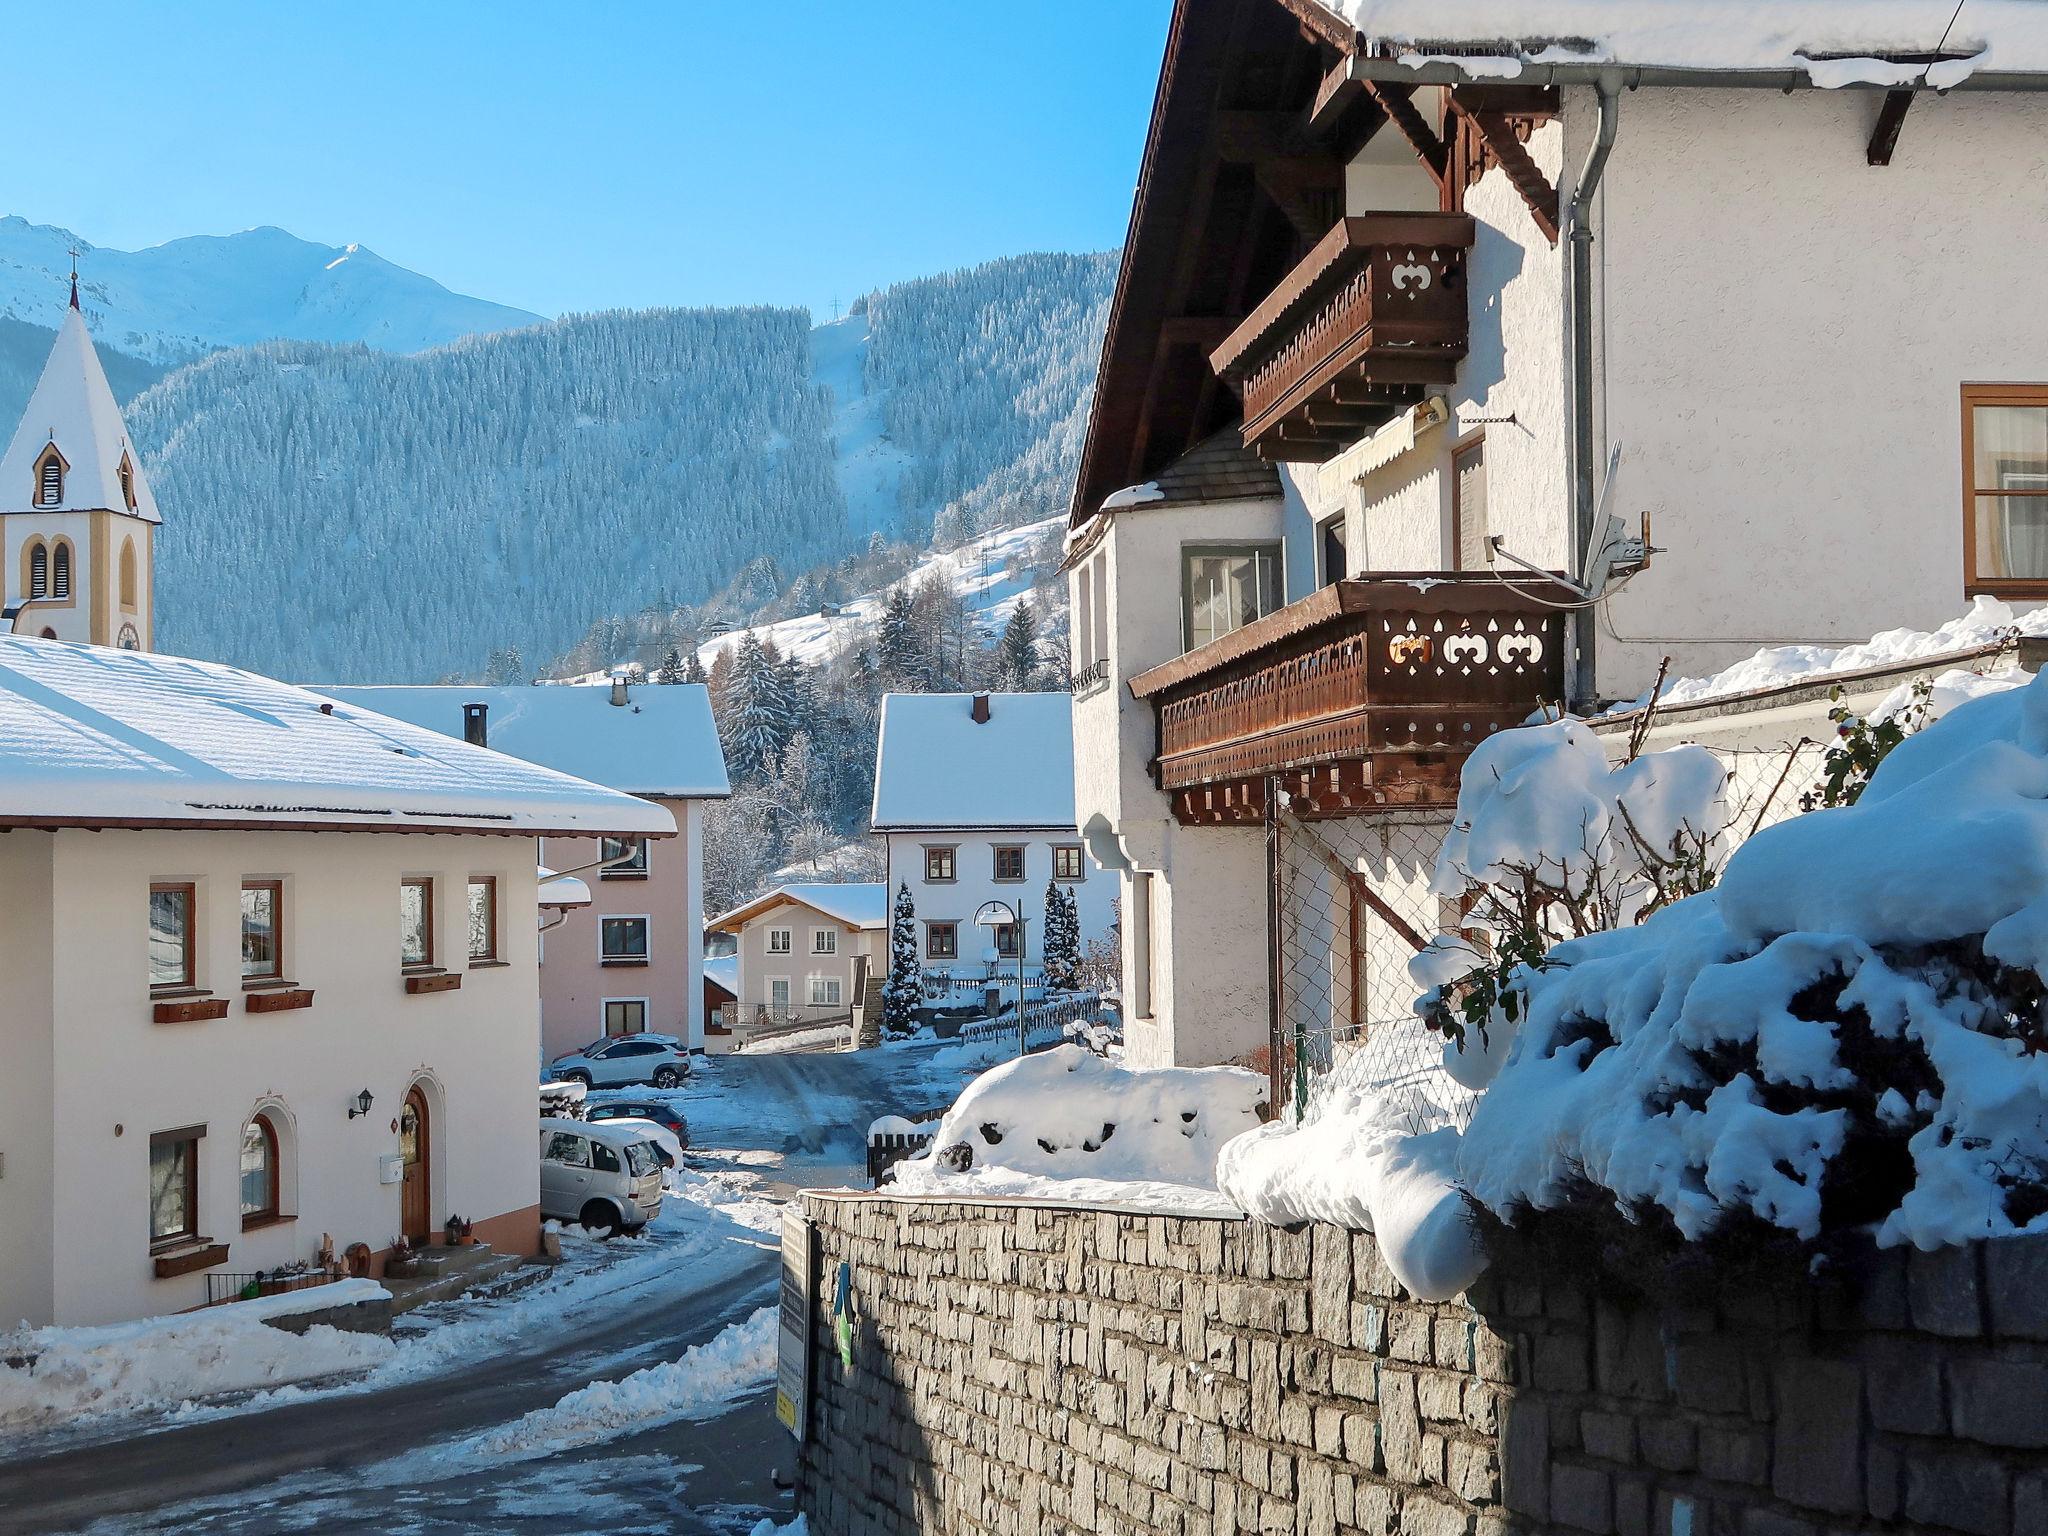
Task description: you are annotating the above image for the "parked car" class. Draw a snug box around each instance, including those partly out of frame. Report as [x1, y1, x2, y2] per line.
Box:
[588, 1115, 685, 1169]
[546, 1034, 691, 1089]
[587, 1099, 690, 1149]
[539, 1117, 663, 1235]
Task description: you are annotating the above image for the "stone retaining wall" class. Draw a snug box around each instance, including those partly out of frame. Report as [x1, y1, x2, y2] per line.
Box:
[794, 1193, 2048, 1536]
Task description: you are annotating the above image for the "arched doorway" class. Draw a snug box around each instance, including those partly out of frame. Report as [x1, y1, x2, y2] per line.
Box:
[400, 1085, 432, 1243]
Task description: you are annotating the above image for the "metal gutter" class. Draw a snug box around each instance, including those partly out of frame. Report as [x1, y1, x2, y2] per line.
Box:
[1335, 54, 2048, 93]
[1565, 74, 1620, 712]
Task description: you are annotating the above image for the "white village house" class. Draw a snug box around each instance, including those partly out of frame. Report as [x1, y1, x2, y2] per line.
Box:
[707, 882, 887, 1045]
[0, 640, 670, 1327]
[871, 691, 1115, 999]
[1066, 0, 2048, 1080]
[319, 679, 730, 1059]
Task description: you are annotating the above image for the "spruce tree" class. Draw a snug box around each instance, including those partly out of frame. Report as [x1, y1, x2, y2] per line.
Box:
[877, 586, 923, 691]
[881, 882, 922, 1037]
[656, 647, 686, 684]
[1042, 879, 1081, 992]
[996, 600, 1041, 691]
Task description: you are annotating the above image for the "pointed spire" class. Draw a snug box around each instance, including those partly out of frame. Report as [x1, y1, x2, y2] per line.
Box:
[66, 246, 80, 311]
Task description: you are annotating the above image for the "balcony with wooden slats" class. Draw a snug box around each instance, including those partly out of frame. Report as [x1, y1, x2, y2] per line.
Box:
[1208, 214, 1476, 461]
[1128, 576, 1568, 826]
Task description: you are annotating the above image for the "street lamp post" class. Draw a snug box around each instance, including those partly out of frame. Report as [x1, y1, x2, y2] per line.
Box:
[973, 899, 1028, 1058]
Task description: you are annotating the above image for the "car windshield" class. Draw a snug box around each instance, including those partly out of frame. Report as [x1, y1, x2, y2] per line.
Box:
[570, 1040, 606, 1058]
[624, 1141, 660, 1178]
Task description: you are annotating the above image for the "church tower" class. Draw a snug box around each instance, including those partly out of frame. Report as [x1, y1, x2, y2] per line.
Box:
[0, 268, 159, 649]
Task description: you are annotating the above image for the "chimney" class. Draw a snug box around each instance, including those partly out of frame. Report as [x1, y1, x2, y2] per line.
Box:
[970, 692, 991, 724]
[610, 674, 630, 707]
[462, 702, 488, 748]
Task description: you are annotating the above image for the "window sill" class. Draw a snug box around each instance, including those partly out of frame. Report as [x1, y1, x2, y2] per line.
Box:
[991, 878, 1027, 885]
[153, 1241, 230, 1279]
[242, 977, 294, 991]
[599, 870, 649, 881]
[153, 994, 230, 1024]
[468, 958, 511, 970]
[600, 958, 651, 968]
[246, 987, 314, 1014]
[240, 1212, 296, 1234]
[1967, 579, 2048, 600]
[404, 971, 462, 995]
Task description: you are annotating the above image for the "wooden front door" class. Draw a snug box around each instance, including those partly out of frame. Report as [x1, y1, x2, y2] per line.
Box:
[400, 1086, 431, 1243]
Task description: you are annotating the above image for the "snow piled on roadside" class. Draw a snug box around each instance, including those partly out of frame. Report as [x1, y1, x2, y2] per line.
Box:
[464, 1306, 776, 1464]
[0, 1281, 393, 1430]
[1463, 670, 2048, 1251]
[890, 1046, 1263, 1210]
[1610, 595, 2043, 714]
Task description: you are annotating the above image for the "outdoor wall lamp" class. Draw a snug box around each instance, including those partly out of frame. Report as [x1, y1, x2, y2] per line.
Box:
[348, 1088, 375, 1119]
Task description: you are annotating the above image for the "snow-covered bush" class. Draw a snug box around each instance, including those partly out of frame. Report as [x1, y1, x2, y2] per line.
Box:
[1411, 719, 1729, 1084]
[891, 1046, 1263, 1201]
[1460, 672, 2048, 1259]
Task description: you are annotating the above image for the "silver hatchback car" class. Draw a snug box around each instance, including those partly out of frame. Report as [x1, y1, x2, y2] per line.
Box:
[539, 1117, 663, 1234]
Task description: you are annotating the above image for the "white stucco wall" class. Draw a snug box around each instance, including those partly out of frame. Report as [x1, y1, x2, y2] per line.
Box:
[12, 828, 542, 1327]
[725, 904, 881, 1017]
[1565, 85, 2048, 697]
[0, 834, 56, 1326]
[883, 831, 1116, 972]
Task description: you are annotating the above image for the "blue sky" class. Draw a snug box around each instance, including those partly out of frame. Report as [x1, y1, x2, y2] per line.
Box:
[7, 1, 1167, 319]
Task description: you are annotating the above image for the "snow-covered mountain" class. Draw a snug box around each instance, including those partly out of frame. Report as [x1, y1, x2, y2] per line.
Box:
[0, 216, 541, 364]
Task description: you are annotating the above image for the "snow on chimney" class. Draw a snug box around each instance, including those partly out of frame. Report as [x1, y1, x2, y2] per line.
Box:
[971, 692, 991, 724]
[462, 701, 489, 748]
[610, 673, 630, 707]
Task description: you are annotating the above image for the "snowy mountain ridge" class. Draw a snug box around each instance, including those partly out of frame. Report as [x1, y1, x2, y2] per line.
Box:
[0, 216, 542, 364]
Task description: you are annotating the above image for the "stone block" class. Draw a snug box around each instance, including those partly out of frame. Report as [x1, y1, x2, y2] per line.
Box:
[1770, 1358, 1861, 1514]
[1551, 1464, 1613, 1534]
[1390, 1309, 1435, 1364]
[1533, 1330, 1592, 1395]
[1696, 1424, 1769, 1488]
[1867, 1439, 1901, 1522]
[1738, 1514, 1816, 1536]
[1500, 1399, 1549, 1520]
[1904, 1449, 2010, 1536]
[1864, 1348, 1944, 1436]
[1909, 1244, 1986, 1338]
[2015, 1471, 2048, 1536]
[1985, 1232, 2048, 1340]
[1381, 1369, 1423, 1482]
[1581, 1410, 1636, 1465]
[1671, 1337, 1748, 1416]
[1949, 1358, 2048, 1448]
[1613, 1476, 1649, 1536]
[1417, 1371, 1463, 1424]
[1594, 1302, 1668, 1402]
[1448, 1439, 1501, 1504]
[1399, 1493, 1474, 1536]
[1638, 1417, 1695, 1473]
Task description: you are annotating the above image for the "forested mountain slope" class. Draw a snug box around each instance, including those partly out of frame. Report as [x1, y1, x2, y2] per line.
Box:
[129, 252, 1114, 682]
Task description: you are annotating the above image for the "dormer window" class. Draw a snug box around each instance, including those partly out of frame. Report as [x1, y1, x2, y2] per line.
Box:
[33, 446, 64, 508]
[118, 453, 136, 512]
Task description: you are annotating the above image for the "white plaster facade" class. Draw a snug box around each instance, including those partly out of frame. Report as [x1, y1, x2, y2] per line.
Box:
[880, 831, 1116, 988]
[0, 829, 545, 1327]
[711, 887, 886, 1026]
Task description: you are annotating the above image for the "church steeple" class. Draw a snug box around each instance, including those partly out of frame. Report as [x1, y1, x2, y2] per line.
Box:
[0, 272, 158, 649]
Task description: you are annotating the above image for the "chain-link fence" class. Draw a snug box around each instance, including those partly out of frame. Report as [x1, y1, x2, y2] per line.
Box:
[1265, 738, 1829, 1129]
[1270, 803, 1476, 1129]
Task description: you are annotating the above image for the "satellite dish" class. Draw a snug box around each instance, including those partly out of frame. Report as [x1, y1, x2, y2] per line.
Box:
[973, 900, 1016, 927]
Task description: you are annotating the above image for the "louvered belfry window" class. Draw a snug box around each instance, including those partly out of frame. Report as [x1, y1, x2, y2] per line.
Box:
[51, 543, 70, 599]
[28, 544, 47, 599]
[37, 456, 61, 506]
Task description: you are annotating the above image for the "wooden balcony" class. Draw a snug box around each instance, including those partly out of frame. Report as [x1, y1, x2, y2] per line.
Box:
[1128, 576, 1568, 825]
[1209, 214, 1475, 461]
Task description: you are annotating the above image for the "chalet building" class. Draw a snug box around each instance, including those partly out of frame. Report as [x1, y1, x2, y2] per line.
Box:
[1066, 0, 2048, 1075]
[0, 279, 157, 652]
[708, 884, 887, 1043]
[871, 691, 1115, 1000]
[0, 641, 670, 1326]
[319, 680, 730, 1059]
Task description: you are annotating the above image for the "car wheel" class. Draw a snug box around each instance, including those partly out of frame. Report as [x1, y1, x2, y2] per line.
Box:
[579, 1200, 622, 1238]
[652, 1066, 682, 1088]
[562, 1070, 592, 1087]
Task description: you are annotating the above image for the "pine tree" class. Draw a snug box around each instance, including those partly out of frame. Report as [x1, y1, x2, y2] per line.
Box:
[721, 633, 789, 784]
[1042, 879, 1081, 992]
[877, 586, 923, 691]
[881, 882, 922, 1037]
[996, 600, 1041, 691]
[656, 647, 686, 684]
[683, 647, 708, 686]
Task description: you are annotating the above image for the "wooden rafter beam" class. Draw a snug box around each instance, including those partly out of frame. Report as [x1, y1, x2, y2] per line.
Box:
[1362, 82, 1448, 186]
[1868, 88, 1914, 166]
[1307, 56, 1363, 137]
[1460, 106, 1561, 242]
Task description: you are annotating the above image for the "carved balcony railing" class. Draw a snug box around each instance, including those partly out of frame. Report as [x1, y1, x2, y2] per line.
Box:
[1069, 657, 1111, 700]
[1128, 575, 1569, 825]
[1209, 214, 1475, 462]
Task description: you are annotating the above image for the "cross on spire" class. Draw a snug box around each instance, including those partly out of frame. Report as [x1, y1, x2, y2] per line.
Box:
[66, 246, 80, 311]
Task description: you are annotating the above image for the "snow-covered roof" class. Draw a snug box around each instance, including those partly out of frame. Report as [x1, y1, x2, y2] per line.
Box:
[708, 882, 887, 934]
[315, 682, 729, 799]
[0, 638, 673, 837]
[538, 866, 592, 909]
[1317, 0, 2048, 89]
[0, 306, 159, 523]
[870, 692, 1078, 832]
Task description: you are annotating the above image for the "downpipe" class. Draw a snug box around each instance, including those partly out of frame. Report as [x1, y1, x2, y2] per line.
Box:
[1566, 73, 1622, 712]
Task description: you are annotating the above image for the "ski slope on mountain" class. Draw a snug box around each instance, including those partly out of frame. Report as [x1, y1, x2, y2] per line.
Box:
[810, 309, 911, 541]
[0, 217, 540, 363]
[696, 516, 1063, 671]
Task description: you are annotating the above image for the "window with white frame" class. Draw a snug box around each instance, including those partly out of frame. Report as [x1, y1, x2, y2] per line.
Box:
[604, 998, 647, 1036]
[812, 928, 837, 955]
[1183, 543, 1281, 651]
[809, 975, 843, 1007]
[767, 926, 792, 954]
[600, 916, 650, 962]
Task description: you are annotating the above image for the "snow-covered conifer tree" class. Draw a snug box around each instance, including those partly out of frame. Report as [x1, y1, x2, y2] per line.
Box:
[1042, 879, 1081, 992]
[656, 648, 686, 684]
[881, 882, 922, 1037]
[996, 600, 1040, 691]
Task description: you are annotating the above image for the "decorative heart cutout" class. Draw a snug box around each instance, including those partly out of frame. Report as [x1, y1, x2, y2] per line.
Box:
[1390, 262, 1432, 293]
[1443, 634, 1488, 666]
